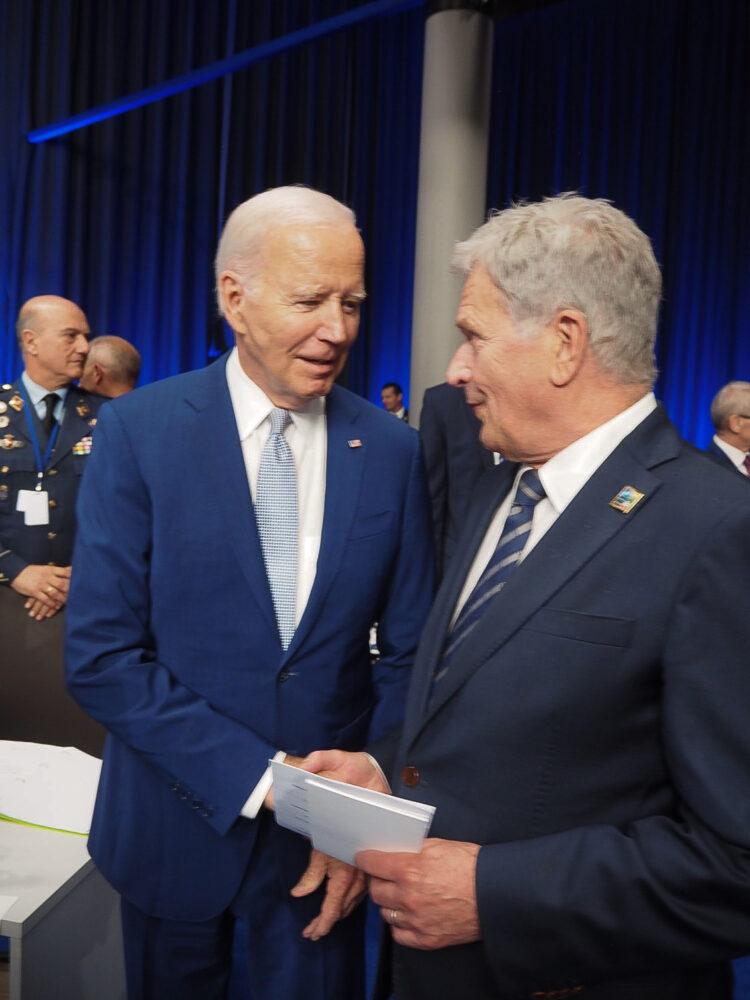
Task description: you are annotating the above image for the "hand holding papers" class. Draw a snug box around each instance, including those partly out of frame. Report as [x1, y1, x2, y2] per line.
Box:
[272, 759, 435, 866]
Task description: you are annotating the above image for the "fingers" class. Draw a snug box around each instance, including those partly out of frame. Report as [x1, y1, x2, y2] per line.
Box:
[290, 849, 327, 898]
[301, 858, 366, 941]
[291, 849, 367, 941]
[24, 597, 60, 621]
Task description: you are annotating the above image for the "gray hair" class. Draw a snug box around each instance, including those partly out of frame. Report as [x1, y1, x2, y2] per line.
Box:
[452, 193, 662, 385]
[710, 381, 750, 430]
[214, 186, 356, 313]
[88, 336, 142, 385]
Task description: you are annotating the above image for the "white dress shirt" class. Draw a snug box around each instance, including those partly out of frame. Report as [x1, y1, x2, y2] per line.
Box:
[225, 348, 328, 817]
[712, 435, 750, 476]
[453, 393, 658, 622]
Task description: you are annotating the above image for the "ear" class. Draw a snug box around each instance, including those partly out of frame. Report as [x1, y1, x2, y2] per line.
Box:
[549, 309, 588, 387]
[726, 413, 743, 435]
[94, 363, 105, 386]
[21, 328, 37, 355]
[218, 272, 249, 331]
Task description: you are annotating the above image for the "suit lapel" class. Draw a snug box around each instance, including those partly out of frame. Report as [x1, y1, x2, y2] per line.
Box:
[411, 407, 681, 734]
[182, 356, 277, 632]
[287, 385, 364, 655]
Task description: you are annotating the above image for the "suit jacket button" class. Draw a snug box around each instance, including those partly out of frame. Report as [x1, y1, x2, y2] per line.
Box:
[279, 669, 290, 682]
[401, 765, 420, 787]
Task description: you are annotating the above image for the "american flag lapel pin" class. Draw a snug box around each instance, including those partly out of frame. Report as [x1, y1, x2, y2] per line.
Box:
[347, 439, 363, 449]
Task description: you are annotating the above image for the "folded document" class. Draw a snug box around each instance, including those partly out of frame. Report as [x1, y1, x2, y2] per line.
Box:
[271, 759, 435, 865]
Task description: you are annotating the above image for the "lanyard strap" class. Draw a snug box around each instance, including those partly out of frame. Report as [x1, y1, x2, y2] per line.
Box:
[18, 381, 60, 482]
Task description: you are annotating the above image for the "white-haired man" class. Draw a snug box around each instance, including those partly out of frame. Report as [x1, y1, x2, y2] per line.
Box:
[66, 187, 434, 1000]
[305, 195, 750, 1000]
[79, 335, 141, 398]
[706, 380, 750, 477]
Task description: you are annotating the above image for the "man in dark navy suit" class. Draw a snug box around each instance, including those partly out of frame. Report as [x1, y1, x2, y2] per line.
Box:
[419, 381, 496, 577]
[65, 187, 434, 1000]
[0, 295, 105, 754]
[306, 195, 750, 1000]
[705, 380, 750, 478]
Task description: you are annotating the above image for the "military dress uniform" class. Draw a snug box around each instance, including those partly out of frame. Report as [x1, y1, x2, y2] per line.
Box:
[0, 379, 106, 755]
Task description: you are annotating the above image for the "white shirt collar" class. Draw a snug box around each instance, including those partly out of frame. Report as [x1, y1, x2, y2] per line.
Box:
[537, 392, 658, 515]
[225, 347, 325, 440]
[712, 434, 747, 469]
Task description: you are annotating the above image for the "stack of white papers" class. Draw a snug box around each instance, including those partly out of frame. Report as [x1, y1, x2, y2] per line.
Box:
[271, 759, 435, 865]
[0, 741, 102, 835]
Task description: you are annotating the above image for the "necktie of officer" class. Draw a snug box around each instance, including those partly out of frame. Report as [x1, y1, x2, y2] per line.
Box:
[743, 453, 750, 477]
[256, 407, 297, 650]
[41, 393, 58, 437]
[434, 469, 546, 685]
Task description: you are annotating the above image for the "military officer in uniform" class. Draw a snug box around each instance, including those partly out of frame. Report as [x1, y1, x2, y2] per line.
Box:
[0, 294, 105, 754]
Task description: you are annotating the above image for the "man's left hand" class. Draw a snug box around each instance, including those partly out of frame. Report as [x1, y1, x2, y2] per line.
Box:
[356, 838, 481, 950]
[291, 848, 367, 940]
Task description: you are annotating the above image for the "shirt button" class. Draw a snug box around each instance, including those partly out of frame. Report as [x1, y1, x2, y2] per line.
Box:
[401, 765, 420, 787]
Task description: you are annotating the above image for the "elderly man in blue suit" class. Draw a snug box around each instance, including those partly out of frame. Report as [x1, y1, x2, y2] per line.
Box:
[305, 195, 750, 1000]
[705, 380, 750, 478]
[65, 186, 434, 1000]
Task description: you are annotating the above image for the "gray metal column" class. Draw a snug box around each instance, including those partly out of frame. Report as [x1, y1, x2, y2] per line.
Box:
[409, 2, 493, 427]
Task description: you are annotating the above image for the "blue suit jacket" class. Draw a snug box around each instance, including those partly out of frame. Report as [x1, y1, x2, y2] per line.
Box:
[419, 383, 496, 578]
[382, 406, 750, 1000]
[65, 355, 434, 919]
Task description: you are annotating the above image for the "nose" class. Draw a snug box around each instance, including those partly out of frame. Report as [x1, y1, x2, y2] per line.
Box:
[318, 301, 352, 345]
[76, 334, 90, 355]
[446, 342, 472, 387]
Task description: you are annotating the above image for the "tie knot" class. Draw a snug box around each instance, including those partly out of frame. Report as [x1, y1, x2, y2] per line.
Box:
[514, 468, 545, 507]
[269, 407, 291, 436]
[42, 392, 58, 414]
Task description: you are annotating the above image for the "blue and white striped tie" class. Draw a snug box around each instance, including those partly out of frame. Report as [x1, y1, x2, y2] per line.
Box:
[433, 469, 545, 687]
[256, 407, 297, 650]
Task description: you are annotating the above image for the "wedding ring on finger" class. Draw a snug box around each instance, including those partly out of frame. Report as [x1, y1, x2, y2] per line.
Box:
[388, 909, 400, 926]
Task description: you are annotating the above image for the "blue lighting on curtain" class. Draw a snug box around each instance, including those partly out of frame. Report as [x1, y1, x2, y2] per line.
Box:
[26, 0, 423, 143]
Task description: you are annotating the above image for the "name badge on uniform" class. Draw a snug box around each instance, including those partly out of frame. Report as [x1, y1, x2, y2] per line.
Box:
[16, 489, 49, 526]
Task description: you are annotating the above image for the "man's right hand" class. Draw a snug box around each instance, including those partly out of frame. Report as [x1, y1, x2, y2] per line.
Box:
[11, 564, 71, 620]
[300, 750, 390, 794]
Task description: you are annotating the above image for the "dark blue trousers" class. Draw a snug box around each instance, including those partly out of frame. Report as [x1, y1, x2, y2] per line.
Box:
[120, 815, 365, 1000]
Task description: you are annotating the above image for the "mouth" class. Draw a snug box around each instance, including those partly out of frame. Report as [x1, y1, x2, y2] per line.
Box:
[299, 357, 338, 373]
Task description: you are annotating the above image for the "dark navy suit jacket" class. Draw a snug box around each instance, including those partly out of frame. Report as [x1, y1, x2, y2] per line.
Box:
[65, 355, 434, 920]
[0, 379, 104, 584]
[380, 406, 750, 1000]
[705, 438, 749, 478]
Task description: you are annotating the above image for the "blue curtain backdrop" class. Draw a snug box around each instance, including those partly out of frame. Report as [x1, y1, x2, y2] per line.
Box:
[488, 0, 750, 447]
[0, 0, 748, 432]
[0, 0, 423, 405]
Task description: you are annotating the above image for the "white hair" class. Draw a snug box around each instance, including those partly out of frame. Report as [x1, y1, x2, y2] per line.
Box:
[214, 186, 357, 312]
[710, 381, 750, 430]
[452, 193, 662, 385]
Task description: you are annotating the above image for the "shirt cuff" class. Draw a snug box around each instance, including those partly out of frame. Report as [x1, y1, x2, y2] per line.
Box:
[241, 749, 287, 819]
[363, 752, 391, 793]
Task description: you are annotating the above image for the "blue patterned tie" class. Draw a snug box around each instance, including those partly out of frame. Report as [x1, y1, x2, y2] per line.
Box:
[256, 408, 297, 649]
[433, 469, 545, 687]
